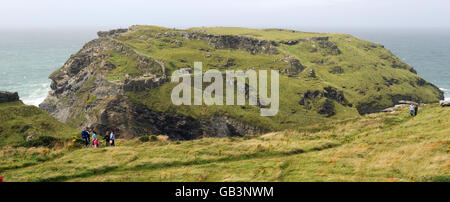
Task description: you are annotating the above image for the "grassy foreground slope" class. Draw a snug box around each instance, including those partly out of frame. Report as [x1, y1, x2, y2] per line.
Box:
[2, 104, 448, 182]
[0, 101, 77, 147]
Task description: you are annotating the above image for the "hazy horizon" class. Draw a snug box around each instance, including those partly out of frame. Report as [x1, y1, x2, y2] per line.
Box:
[1, 0, 449, 30]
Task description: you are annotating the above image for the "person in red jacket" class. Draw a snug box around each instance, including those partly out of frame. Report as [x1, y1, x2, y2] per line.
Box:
[0, 176, 4, 182]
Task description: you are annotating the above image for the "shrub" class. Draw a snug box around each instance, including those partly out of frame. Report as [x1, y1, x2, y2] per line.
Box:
[243, 135, 252, 140]
[72, 135, 85, 144]
[432, 176, 450, 182]
[66, 135, 85, 150]
[139, 135, 150, 142]
[150, 135, 158, 142]
[18, 136, 59, 148]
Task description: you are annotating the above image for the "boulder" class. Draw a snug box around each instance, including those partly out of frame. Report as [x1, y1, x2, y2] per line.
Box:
[329, 66, 344, 74]
[26, 132, 35, 141]
[323, 86, 348, 106]
[440, 100, 450, 107]
[381, 108, 395, 113]
[398, 100, 418, 105]
[317, 99, 335, 117]
[280, 40, 303, 45]
[281, 58, 304, 75]
[0, 91, 19, 103]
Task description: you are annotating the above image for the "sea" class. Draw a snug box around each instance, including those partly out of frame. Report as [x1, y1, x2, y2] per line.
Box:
[0, 29, 97, 106]
[0, 28, 449, 106]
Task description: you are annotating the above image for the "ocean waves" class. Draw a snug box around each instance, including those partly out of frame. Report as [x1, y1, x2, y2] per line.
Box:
[21, 82, 51, 106]
[440, 88, 450, 101]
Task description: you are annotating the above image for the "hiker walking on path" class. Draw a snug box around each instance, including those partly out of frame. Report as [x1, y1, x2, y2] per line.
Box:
[81, 127, 90, 148]
[410, 104, 415, 117]
[110, 131, 116, 146]
[414, 104, 419, 116]
[92, 130, 98, 148]
[104, 131, 110, 147]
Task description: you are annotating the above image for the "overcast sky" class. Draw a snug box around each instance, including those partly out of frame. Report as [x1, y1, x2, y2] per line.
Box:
[1, 0, 449, 30]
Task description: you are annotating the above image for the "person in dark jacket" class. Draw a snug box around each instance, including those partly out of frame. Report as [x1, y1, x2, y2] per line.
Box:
[414, 104, 419, 116]
[81, 127, 90, 148]
[104, 131, 110, 147]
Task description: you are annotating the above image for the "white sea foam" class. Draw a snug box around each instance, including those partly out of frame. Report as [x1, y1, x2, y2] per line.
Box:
[21, 82, 51, 106]
[439, 88, 450, 101]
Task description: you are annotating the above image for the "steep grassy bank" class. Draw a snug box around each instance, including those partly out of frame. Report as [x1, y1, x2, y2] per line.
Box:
[2, 104, 448, 182]
[0, 101, 77, 147]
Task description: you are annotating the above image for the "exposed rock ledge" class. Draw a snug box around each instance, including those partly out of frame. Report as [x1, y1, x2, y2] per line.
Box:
[180, 32, 279, 55]
[0, 91, 19, 103]
[97, 28, 129, 37]
[90, 97, 265, 140]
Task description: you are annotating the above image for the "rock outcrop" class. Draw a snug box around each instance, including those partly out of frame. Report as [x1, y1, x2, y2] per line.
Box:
[123, 76, 168, 92]
[0, 91, 19, 103]
[317, 99, 335, 117]
[298, 86, 351, 116]
[88, 97, 265, 140]
[356, 95, 429, 115]
[181, 32, 279, 54]
[97, 28, 129, 37]
[280, 57, 304, 75]
[440, 100, 450, 107]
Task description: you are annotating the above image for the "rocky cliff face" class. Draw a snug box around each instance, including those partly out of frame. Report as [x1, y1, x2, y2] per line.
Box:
[40, 26, 443, 139]
[0, 91, 19, 103]
[40, 28, 268, 139]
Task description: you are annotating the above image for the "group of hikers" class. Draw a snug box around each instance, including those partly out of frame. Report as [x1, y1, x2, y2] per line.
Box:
[81, 127, 116, 148]
[409, 103, 419, 117]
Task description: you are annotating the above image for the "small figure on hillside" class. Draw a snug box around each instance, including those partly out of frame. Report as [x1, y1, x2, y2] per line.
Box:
[81, 127, 90, 148]
[409, 103, 415, 117]
[109, 131, 116, 146]
[92, 130, 98, 148]
[104, 131, 111, 147]
[414, 104, 419, 116]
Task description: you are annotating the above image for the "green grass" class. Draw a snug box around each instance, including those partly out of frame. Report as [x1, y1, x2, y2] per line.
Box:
[188, 27, 339, 41]
[0, 101, 78, 147]
[106, 51, 143, 81]
[5, 26, 443, 182]
[1, 104, 448, 182]
[106, 25, 441, 132]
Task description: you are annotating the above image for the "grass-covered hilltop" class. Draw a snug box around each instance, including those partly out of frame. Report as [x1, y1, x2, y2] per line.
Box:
[39, 26, 442, 139]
